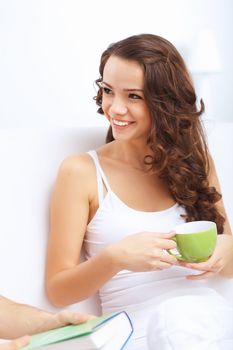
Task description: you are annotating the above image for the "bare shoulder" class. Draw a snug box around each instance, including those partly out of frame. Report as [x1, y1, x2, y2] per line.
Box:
[59, 153, 94, 175]
[54, 153, 96, 196]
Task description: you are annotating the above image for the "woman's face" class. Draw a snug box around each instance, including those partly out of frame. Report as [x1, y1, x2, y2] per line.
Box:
[101, 55, 151, 142]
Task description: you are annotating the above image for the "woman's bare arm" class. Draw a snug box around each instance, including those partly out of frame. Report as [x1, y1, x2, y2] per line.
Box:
[46, 154, 122, 307]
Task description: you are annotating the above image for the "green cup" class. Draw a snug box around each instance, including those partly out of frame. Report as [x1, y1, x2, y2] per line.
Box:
[168, 220, 217, 262]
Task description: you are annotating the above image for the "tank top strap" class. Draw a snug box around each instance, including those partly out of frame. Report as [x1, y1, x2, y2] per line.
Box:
[88, 150, 111, 204]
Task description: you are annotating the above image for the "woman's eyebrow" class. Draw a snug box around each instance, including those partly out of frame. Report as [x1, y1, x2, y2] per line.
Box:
[124, 88, 144, 92]
[102, 81, 143, 92]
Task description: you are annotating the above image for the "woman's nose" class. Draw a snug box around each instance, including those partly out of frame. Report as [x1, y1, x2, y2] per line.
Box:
[109, 97, 128, 116]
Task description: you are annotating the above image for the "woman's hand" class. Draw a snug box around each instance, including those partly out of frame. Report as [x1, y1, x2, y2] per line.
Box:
[109, 231, 177, 272]
[178, 234, 233, 280]
[52, 310, 96, 326]
[0, 336, 30, 350]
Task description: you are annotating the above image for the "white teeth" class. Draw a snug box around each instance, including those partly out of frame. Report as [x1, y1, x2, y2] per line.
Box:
[113, 120, 131, 126]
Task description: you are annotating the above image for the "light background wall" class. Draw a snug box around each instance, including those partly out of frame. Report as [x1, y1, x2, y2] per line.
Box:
[0, 0, 232, 128]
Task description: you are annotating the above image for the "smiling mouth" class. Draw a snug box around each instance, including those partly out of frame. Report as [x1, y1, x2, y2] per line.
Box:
[112, 119, 135, 127]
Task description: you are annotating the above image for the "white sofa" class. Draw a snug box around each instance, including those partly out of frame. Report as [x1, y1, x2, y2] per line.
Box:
[0, 122, 233, 318]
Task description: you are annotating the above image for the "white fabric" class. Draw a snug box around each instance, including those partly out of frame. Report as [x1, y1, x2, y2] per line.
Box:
[83, 150, 233, 349]
[147, 291, 233, 350]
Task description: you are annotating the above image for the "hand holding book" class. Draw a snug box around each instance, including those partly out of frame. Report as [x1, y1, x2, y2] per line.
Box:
[21, 311, 133, 350]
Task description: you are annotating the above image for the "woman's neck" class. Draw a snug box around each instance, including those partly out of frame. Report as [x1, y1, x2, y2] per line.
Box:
[108, 139, 153, 171]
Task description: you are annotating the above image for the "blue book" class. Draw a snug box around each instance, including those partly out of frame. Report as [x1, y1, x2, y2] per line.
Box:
[22, 311, 133, 350]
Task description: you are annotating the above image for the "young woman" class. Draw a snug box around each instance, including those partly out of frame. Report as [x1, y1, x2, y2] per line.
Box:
[46, 34, 233, 349]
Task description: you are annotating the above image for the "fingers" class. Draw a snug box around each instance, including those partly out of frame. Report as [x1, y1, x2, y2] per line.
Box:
[69, 313, 96, 324]
[156, 238, 177, 250]
[186, 271, 216, 280]
[12, 336, 30, 350]
[153, 249, 177, 266]
[155, 231, 176, 239]
[56, 310, 96, 326]
[117, 231, 179, 272]
[178, 257, 224, 280]
[182, 258, 223, 273]
[150, 249, 178, 270]
[153, 232, 177, 250]
[151, 232, 178, 265]
[156, 261, 175, 270]
[161, 250, 177, 265]
[4, 336, 30, 350]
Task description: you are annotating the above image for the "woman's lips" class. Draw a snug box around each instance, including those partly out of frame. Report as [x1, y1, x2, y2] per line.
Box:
[112, 119, 135, 129]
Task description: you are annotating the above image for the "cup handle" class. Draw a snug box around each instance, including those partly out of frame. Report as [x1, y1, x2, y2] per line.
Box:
[167, 236, 185, 261]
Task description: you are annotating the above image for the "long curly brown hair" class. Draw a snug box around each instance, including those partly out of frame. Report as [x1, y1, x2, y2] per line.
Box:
[94, 34, 225, 234]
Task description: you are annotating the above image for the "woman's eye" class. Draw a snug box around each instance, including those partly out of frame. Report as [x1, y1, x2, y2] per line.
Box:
[102, 87, 112, 94]
[129, 93, 142, 100]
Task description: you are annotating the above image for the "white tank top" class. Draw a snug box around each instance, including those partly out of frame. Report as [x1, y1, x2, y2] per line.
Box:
[84, 150, 213, 349]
